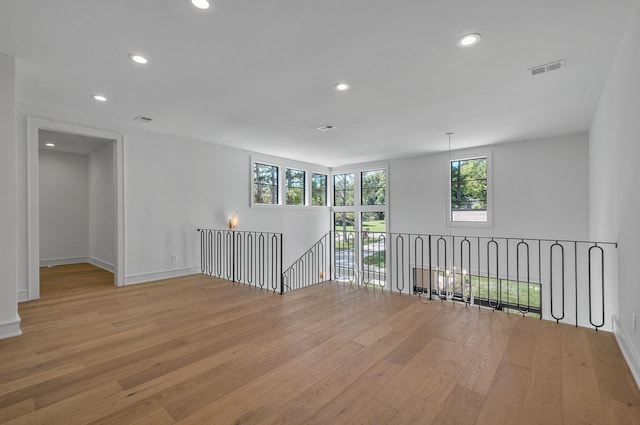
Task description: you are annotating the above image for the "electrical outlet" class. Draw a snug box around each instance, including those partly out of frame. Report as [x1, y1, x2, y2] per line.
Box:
[171, 255, 177, 263]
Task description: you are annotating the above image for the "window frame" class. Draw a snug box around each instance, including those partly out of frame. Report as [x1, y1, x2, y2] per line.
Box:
[252, 162, 280, 206]
[447, 151, 492, 228]
[250, 155, 330, 209]
[360, 169, 387, 207]
[311, 172, 328, 207]
[331, 163, 389, 231]
[333, 172, 355, 207]
[285, 168, 306, 206]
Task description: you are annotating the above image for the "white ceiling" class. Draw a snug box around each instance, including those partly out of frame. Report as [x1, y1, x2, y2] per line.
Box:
[0, 0, 634, 167]
[38, 130, 112, 155]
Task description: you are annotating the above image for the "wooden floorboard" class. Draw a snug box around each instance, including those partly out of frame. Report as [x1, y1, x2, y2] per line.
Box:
[0, 263, 639, 424]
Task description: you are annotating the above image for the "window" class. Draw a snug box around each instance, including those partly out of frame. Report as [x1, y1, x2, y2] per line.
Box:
[450, 157, 487, 222]
[285, 168, 305, 205]
[334, 173, 354, 206]
[253, 162, 279, 204]
[311, 173, 327, 206]
[361, 169, 386, 205]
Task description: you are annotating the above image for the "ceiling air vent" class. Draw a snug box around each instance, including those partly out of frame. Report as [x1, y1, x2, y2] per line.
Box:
[134, 115, 153, 123]
[529, 60, 565, 77]
[316, 124, 336, 132]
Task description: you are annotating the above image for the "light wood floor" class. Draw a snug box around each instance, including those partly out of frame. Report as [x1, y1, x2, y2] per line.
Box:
[1, 263, 639, 425]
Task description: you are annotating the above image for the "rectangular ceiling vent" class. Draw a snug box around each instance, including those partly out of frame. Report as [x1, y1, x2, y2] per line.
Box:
[529, 60, 565, 77]
[134, 115, 153, 123]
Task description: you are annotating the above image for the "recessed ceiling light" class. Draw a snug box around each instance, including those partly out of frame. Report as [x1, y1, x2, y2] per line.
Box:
[45, 143, 55, 147]
[191, 0, 210, 10]
[457, 33, 482, 47]
[92, 94, 107, 102]
[129, 54, 148, 64]
[334, 83, 350, 91]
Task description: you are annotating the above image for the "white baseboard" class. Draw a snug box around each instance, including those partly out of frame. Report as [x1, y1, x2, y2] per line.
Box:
[613, 315, 640, 389]
[88, 257, 115, 273]
[0, 314, 22, 340]
[40, 257, 89, 267]
[17, 290, 30, 303]
[124, 267, 200, 286]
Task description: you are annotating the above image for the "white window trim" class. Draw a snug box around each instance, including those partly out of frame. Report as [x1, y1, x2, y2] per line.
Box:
[446, 150, 493, 228]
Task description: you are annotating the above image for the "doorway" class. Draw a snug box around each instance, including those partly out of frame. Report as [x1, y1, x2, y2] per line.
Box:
[27, 118, 125, 300]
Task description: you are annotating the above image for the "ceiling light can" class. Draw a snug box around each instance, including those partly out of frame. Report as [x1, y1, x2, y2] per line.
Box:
[334, 82, 350, 91]
[457, 33, 482, 47]
[92, 94, 107, 102]
[191, 0, 211, 10]
[129, 54, 148, 64]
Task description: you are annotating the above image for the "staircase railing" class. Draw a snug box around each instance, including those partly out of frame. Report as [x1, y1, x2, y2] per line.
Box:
[282, 232, 331, 292]
[330, 231, 618, 331]
[197, 229, 283, 294]
[196, 228, 618, 331]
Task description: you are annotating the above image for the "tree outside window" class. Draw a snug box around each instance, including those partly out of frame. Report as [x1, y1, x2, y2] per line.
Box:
[253, 163, 279, 204]
[311, 173, 327, 206]
[334, 173, 354, 206]
[285, 168, 305, 205]
[450, 157, 487, 222]
[361, 169, 386, 206]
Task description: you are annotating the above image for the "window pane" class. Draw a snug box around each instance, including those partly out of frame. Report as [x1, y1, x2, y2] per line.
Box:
[311, 173, 327, 206]
[334, 212, 356, 282]
[253, 163, 278, 204]
[334, 173, 354, 206]
[286, 168, 305, 205]
[361, 212, 386, 233]
[362, 212, 386, 282]
[450, 157, 487, 222]
[361, 169, 386, 206]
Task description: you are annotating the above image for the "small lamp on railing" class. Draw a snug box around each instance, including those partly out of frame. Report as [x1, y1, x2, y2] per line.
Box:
[228, 211, 239, 230]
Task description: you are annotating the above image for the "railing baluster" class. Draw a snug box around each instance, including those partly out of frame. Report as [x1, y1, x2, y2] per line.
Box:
[437, 236, 447, 301]
[461, 238, 471, 305]
[487, 238, 499, 309]
[395, 234, 405, 293]
[588, 244, 606, 330]
[517, 240, 530, 315]
[414, 235, 424, 296]
[550, 241, 565, 322]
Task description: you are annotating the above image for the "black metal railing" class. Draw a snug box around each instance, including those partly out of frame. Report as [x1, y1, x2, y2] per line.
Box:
[282, 233, 332, 292]
[195, 227, 617, 331]
[197, 229, 283, 294]
[330, 231, 617, 331]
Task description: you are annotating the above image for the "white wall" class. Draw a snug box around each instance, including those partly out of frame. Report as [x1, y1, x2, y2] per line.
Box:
[123, 129, 329, 282]
[89, 142, 116, 270]
[0, 53, 20, 339]
[389, 133, 590, 240]
[15, 103, 330, 294]
[39, 149, 89, 263]
[590, 0, 640, 385]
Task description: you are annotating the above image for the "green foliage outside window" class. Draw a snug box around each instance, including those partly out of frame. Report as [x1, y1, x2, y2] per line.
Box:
[286, 168, 305, 205]
[311, 173, 327, 206]
[361, 169, 386, 206]
[253, 163, 278, 204]
[334, 173, 354, 206]
[451, 158, 487, 210]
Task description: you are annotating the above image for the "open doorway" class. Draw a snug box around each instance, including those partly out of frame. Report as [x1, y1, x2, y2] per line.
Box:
[27, 118, 125, 300]
[38, 130, 116, 296]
